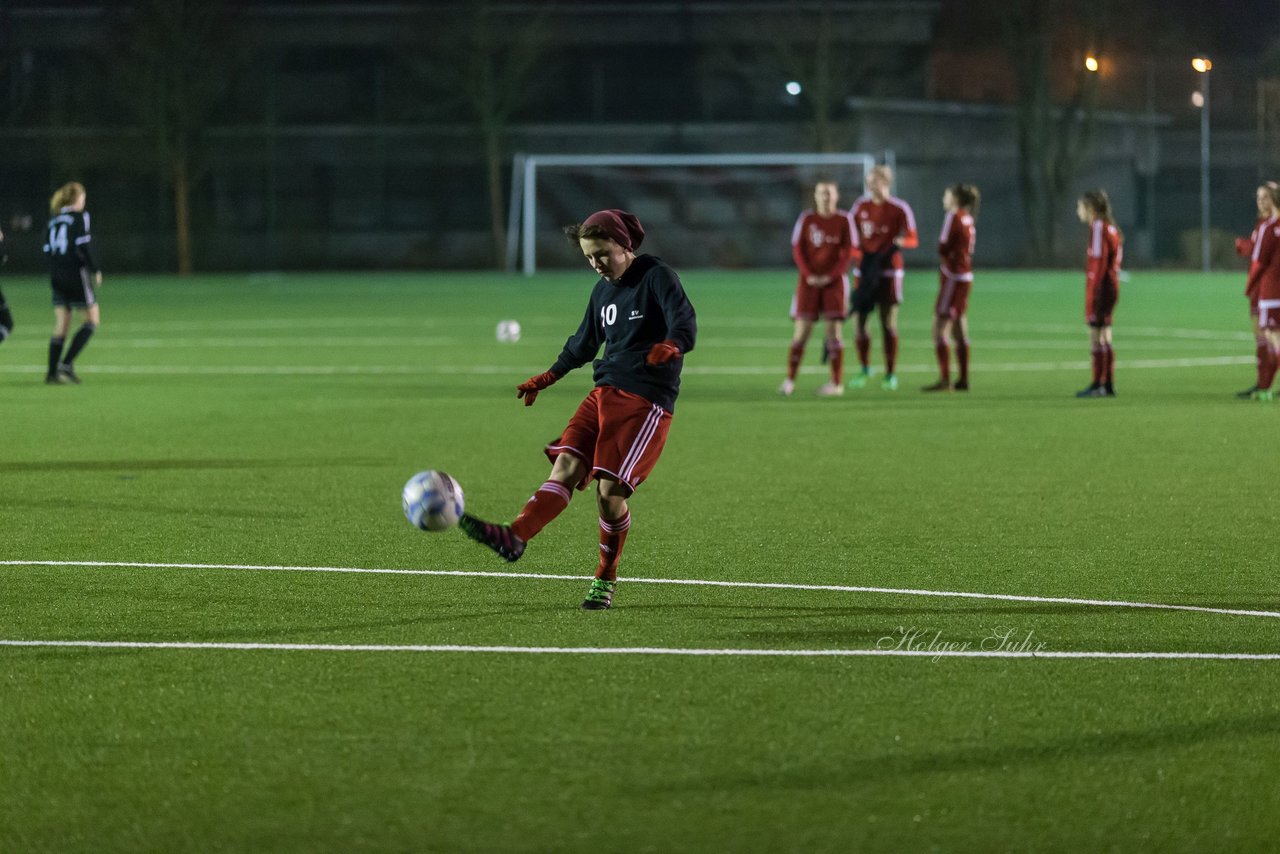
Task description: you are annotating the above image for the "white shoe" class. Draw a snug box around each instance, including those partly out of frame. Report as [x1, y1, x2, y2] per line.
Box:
[815, 382, 844, 397]
[778, 378, 795, 396]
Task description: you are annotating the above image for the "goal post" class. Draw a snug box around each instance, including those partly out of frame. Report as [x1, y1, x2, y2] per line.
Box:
[509, 152, 880, 275]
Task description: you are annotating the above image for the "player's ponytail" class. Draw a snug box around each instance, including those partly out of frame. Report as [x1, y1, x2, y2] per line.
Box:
[1080, 189, 1121, 239]
[950, 183, 980, 216]
[49, 182, 85, 214]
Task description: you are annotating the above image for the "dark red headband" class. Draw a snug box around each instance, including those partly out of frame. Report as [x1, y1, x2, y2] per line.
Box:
[583, 209, 645, 252]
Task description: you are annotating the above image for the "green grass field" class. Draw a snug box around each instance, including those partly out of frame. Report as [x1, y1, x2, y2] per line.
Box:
[2, 267, 1278, 853]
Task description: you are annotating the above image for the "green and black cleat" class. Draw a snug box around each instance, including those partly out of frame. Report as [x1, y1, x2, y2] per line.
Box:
[580, 578, 616, 611]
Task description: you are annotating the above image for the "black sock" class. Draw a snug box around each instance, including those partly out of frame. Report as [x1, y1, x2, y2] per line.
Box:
[63, 323, 96, 365]
[0, 304, 11, 342]
[48, 337, 65, 377]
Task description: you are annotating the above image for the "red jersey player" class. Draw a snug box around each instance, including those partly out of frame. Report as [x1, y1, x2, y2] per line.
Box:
[924, 183, 979, 392]
[781, 181, 857, 397]
[1075, 190, 1123, 398]
[458, 209, 697, 610]
[1245, 185, 1280, 401]
[1234, 182, 1279, 398]
[848, 165, 918, 391]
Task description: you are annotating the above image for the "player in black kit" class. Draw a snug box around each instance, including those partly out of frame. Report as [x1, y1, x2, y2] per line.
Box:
[0, 224, 12, 345]
[43, 182, 102, 384]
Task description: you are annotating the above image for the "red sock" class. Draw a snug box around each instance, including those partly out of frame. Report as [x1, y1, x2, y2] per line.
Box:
[1104, 344, 1115, 385]
[934, 340, 950, 382]
[1264, 346, 1280, 390]
[855, 332, 871, 369]
[786, 341, 804, 381]
[828, 338, 844, 384]
[1258, 345, 1275, 389]
[597, 512, 630, 581]
[956, 338, 970, 383]
[884, 331, 899, 374]
[511, 480, 572, 542]
[1091, 346, 1104, 385]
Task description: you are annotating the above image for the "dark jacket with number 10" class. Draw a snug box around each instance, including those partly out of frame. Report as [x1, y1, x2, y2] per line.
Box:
[550, 255, 697, 413]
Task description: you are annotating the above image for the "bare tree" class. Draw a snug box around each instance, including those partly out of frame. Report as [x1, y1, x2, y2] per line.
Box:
[1002, 0, 1106, 262]
[102, 0, 247, 274]
[397, 1, 550, 267]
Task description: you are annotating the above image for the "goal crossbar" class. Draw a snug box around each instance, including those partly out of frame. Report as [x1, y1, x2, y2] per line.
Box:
[510, 152, 879, 275]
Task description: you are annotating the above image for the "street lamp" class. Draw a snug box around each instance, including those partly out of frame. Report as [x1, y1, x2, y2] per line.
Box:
[1193, 56, 1212, 272]
[1084, 55, 1099, 73]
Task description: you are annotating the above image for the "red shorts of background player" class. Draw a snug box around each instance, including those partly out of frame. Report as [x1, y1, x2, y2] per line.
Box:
[1260, 299, 1280, 330]
[1087, 282, 1118, 327]
[545, 386, 672, 493]
[934, 273, 972, 320]
[790, 279, 848, 321]
[1249, 294, 1260, 318]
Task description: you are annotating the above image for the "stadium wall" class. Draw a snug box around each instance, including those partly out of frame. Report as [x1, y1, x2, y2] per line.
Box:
[0, 116, 1264, 273]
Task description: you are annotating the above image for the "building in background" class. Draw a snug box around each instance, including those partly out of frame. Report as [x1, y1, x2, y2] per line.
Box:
[0, 0, 1276, 271]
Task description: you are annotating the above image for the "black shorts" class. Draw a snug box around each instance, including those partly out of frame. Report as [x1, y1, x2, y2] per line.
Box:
[51, 271, 96, 309]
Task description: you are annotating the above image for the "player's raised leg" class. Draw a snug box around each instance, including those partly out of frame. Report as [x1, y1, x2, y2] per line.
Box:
[459, 452, 585, 562]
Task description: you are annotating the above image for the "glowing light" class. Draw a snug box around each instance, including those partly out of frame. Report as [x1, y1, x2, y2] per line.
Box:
[785, 81, 802, 96]
[1084, 55, 1099, 73]
[1191, 90, 1205, 108]
[1192, 57, 1212, 73]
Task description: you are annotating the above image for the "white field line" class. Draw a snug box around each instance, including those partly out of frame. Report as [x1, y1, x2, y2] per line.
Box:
[4, 560, 1279, 621]
[0, 355, 1254, 378]
[0, 638, 1277, 661]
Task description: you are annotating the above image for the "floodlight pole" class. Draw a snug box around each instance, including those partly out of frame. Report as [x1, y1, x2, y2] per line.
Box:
[1198, 63, 1211, 273]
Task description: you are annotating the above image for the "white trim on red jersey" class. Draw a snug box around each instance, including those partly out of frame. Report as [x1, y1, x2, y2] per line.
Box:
[1253, 216, 1278, 263]
[938, 210, 955, 244]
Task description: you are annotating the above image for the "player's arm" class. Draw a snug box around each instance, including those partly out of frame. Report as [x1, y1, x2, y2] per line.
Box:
[518, 300, 601, 406]
[645, 268, 697, 365]
[74, 213, 102, 284]
[1246, 229, 1276, 297]
[791, 214, 823, 285]
[833, 217, 857, 276]
[893, 202, 920, 250]
[1236, 234, 1254, 258]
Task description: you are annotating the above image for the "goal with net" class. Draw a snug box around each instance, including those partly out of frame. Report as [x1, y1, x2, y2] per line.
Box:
[507, 152, 880, 275]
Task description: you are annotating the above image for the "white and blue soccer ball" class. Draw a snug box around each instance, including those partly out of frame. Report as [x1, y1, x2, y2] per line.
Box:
[402, 470, 465, 531]
[495, 319, 521, 343]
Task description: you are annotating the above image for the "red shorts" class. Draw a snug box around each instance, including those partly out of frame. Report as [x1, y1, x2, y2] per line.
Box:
[1249, 293, 1260, 318]
[1260, 299, 1280, 330]
[545, 386, 672, 492]
[935, 273, 971, 320]
[1086, 283, 1118, 327]
[790, 278, 848, 321]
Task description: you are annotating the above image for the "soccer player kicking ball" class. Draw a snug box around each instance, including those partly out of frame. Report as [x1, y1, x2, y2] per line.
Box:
[459, 209, 697, 610]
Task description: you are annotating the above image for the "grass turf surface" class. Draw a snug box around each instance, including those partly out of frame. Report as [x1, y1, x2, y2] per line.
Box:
[1, 268, 1278, 852]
